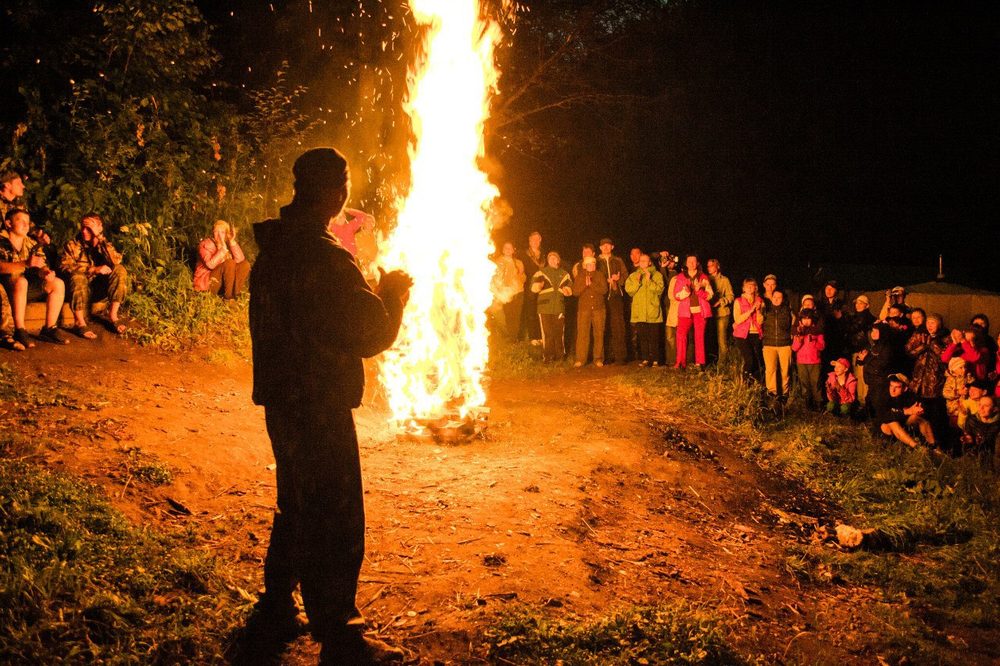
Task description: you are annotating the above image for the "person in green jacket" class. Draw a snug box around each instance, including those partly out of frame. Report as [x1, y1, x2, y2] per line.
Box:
[707, 258, 734, 364]
[530, 251, 573, 363]
[625, 254, 664, 366]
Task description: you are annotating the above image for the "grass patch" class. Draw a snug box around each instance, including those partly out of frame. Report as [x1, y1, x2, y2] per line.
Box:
[615, 361, 1000, 660]
[120, 447, 174, 486]
[0, 460, 249, 663]
[125, 263, 250, 353]
[485, 603, 744, 665]
[488, 337, 566, 380]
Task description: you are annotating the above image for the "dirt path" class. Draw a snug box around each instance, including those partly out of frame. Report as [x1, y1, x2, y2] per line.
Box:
[4, 340, 886, 664]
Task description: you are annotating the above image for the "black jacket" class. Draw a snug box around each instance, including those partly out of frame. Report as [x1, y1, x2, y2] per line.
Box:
[249, 203, 403, 408]
[762, 302, 793, 346]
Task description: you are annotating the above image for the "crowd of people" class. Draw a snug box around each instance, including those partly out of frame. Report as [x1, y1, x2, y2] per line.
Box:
[490, 232, 1000, 467]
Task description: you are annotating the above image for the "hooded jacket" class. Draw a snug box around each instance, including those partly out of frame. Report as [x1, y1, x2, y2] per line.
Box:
[625, 267, 664, 323]
[249, 203, 402, 409]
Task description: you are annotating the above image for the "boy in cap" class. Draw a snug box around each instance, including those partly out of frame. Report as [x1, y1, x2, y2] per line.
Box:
[825, 357, 857, 416]
[879, 285, 910, 320]
[241, 147, 412, 665]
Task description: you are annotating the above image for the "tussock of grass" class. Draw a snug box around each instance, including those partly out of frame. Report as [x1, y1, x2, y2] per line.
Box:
[0, 460, 248, 663]
[485, 603, 744, 665]
[126, 264, 250, 353]
[120, 447, 174, 486]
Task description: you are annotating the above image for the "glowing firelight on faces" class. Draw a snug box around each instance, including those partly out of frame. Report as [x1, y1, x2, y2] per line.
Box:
[376, 0, 504, 423]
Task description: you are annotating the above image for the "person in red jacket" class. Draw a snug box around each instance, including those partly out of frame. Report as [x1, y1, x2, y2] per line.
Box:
[825, 357, 858, 416]
[792, 308, 826, 409]
[672, 254, 714, 369]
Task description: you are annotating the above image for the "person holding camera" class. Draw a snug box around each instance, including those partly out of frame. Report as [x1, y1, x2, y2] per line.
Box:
[0, 208, 68, 347]
[194, 219, 251, 300]
[61, 213, 129, 337]
[672, 254, 714, 370]
[625, 253, 664, 367]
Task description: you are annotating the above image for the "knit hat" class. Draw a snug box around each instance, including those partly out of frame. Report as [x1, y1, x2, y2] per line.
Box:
[801, 294, 815, 306]
[855, 294, 870, 306]
[947, 357, 966, 376]
[831, 357, 851, 371]
[582, 256, 597, 268]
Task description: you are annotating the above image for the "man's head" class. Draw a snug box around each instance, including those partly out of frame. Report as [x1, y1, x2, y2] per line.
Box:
[969, 381, 988, 402]
[762, 274, 777, 293]
[528, 231, 542, 250]
[978, 395, 996, 421]
[582, 256, 597, 273]
[81, 213, 104, 244]
[888, 374, 908, 396]
[599, 238, 614, 256]
[4, 208, 29, 236]
[706, 258, 720, 275]
[291, 148, 350, 218]
[546, 251, 561, 269]
[581, 243, 595, 259]
[638, 253, 651, 269]
[0, 171, 24, 201]
[891, 286, 906, 303]
[824, 281, 839, 299]
[854, 294, 870, 312]
[629, 247, 641, 264]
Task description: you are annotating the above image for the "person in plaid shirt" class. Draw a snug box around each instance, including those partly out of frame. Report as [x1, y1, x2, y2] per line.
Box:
[0, 208, 68, 346]
[60, 213, 129, 337]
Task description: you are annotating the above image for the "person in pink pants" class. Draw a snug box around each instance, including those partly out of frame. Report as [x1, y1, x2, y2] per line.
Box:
[673, 254, 714, 369]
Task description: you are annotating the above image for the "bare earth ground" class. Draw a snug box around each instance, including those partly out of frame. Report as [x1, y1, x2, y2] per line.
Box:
[2, 338, 944, 664]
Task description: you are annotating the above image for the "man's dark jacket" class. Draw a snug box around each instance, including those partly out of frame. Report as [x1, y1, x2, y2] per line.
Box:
[250, 203, 402, 409]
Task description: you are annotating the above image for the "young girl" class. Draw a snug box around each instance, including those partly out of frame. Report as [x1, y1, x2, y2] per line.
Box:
[792, 308, 826, 409]
[732, 278, 764, 381]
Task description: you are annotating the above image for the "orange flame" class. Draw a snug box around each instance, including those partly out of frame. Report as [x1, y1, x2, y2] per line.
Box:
[376, 0, 504, 423]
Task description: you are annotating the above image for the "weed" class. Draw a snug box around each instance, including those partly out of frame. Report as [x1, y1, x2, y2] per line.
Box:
[120, 447, 174, 486]
[485, 603, 744, 665]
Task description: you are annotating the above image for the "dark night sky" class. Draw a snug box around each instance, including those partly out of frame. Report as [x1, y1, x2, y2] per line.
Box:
[13, 0, 1000, 289]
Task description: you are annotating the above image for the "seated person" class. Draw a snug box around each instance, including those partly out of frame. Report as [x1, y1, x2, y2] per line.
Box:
[876, 373, 936, 449]
[60, 213, 128, 337]
[956, 380, 990, 431]
[825, 357, 857, 416]
[961, 395, 1000, 464]
[328, 207, 374, 258]
[194, 220, 250, 299]
[0, 208, 68, 346]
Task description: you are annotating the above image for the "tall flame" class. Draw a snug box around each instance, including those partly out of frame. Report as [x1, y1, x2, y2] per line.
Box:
[376, 0, 503, 422]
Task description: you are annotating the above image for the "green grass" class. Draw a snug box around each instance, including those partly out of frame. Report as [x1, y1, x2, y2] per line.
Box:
[611, 359, 1000, 661]
[0, 460, 250, 664]
[485, 603, 745, 665]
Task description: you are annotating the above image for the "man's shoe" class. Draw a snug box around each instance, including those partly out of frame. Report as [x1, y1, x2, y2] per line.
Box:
[39, 326, 70, 345]
[227, 602, 308, 665]
[13, 328, 34, 349]
[1, 334, 25, 351]
[320, 634, 407, 665]
[594, 361, 604, 367]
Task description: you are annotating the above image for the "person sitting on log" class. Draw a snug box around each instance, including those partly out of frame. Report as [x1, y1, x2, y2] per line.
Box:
[0, 208, 68, 347]
[60, 213, 128, 338]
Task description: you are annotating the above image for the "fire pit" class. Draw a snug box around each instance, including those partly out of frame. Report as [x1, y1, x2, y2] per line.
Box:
[397, 406, 489, 445]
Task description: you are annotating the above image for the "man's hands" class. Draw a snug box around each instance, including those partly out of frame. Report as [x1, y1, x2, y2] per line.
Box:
[377, 268, 413, 307]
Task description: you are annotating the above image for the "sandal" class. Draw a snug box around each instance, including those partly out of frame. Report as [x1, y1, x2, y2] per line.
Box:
[13, 327, 35, 349]
[110, 319, 126, 336]
[71, 325, 98, 340]
[38, 326, 70, 345]
[2, 333, 26, 352]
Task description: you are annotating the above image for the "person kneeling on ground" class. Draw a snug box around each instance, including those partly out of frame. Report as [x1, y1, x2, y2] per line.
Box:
[876, 373, 936, 449]
[194, 220, 250, 299]
[0, 208, 68, 347]
[960, 395, 1000, 466]
[825, 357, 857, 416]
[61, 213, 128, 338]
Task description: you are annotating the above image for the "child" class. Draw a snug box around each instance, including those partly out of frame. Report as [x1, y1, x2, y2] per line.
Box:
[825, 357, 857, 416]
[792, 308, 826, 409]
[943, 357, 970, 428]
[961, 395, 1000, 463]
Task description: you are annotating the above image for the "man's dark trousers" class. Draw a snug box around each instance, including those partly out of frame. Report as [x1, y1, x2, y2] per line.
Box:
[263, 403, 365, 643]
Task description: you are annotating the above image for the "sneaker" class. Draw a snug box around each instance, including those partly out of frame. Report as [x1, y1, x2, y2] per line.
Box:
[638, 360, 649, 367]
[38, 326, 70, 345]
[320, 634, 407, 665]
[227, 600, 308, 665]
[13, 328, 34, 349]
[594, 361, 604, 367]
[573, 361, 583, 368]
[651, 361, 659, 367]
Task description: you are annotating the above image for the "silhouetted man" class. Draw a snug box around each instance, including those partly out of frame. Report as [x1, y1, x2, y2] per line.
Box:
[244, 148, 412, 665]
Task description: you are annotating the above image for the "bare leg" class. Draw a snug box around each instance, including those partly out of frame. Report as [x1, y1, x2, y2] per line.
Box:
[45, 277, 65, 328]
[887, 422, 919, 448]
[12, 276, 28, 329]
